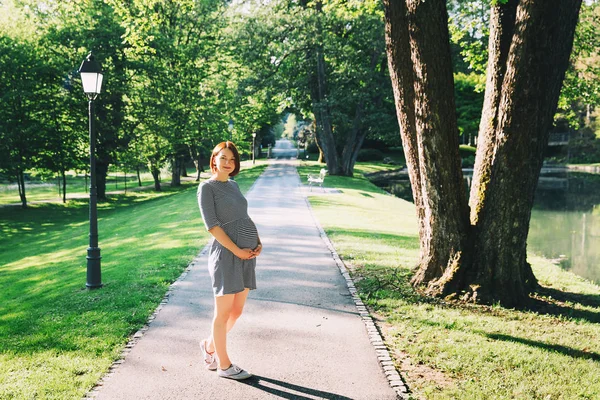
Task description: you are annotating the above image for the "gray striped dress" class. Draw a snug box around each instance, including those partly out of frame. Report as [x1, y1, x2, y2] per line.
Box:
[198, 179, 258, 296]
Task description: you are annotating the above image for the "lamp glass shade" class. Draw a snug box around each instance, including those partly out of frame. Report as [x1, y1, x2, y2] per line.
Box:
[228, 119, 234, 131]
[252, 133, 257, 138]
[78, 52, 103, 95]
[80, 72, 104, 94]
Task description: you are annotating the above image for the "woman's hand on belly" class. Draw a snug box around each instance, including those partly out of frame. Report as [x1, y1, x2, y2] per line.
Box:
[250, 243, 262, 258]
[236, 248, 256, 260]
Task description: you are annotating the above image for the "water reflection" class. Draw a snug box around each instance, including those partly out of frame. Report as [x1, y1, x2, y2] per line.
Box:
[371, 171, 600, 284]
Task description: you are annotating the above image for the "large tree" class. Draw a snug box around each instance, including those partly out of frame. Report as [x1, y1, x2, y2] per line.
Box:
[0, 36, 46, 208]
[384, 0, 582, 306]
[230, 0, 396, 176]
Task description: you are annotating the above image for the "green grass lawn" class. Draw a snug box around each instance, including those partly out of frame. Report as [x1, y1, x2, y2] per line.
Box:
[299, 162, 600, 400]
[0, 164, 267, 399]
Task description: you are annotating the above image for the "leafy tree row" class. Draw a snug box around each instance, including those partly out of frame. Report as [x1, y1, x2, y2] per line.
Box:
[1, 0, 598, 212]
[227, 0, 399, 176]
[0, 0, 281, 208]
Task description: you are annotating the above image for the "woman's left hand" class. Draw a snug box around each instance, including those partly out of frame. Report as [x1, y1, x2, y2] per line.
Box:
[251, 243, 262, 258]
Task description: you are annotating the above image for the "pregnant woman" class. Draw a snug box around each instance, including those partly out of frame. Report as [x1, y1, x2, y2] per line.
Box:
[197, 141, 262, 380]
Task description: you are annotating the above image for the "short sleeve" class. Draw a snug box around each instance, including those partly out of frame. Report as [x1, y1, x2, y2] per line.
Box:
[198, 182, 221, 230]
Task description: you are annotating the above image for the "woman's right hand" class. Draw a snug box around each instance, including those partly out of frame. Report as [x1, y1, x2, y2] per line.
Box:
[235, 248, 255, 260]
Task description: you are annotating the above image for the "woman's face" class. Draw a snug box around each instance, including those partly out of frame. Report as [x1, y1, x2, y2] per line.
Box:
[214, 148, 236, 176]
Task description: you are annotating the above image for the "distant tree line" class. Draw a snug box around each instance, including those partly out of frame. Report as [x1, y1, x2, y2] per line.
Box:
[1, 0, 598, 209]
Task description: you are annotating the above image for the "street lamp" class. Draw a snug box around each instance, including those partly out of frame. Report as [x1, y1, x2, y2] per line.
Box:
[228, 119, 234, 142]
[79, 52, 103, 289]
[252, 132, 257, 165]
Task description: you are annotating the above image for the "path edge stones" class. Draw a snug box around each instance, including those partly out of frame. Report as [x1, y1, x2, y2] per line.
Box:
[300, 180, 411, 400]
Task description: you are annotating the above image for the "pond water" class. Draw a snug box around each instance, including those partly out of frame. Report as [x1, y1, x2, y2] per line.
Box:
[372, 171, 600, 284]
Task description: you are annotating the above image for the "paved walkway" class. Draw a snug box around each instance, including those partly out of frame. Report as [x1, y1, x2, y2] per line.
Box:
[92, 160, 398, 400]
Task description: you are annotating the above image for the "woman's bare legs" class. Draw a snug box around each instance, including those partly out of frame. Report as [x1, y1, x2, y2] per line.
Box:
[206, 288, 250, 369]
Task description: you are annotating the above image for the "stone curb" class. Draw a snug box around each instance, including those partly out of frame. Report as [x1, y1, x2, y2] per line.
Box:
[83, 245, 210, 399]
[302, 185, 411, 400]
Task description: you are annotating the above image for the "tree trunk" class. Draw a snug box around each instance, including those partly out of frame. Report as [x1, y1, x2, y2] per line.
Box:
[195, 155, 204, 181]
[170, 156, 181, 187]
[469, 0, 518, 224]
[137, 166, 142, 187]
[313, 43, 339, 174]
[463, 0, 583, 306]
[188, 144, 200, 182]
[384, 0, 582, 307]
[339, 101, 367, 177]
[314, 132, 325, 164]
[339, 51, 382, 177]
[384, 0, 426, 268]
[304, 0, 339, 173]
[96, 161, 109, 200]
[151, 166, 161, 191]
[188, 142, 203, 181]
[179, 150, 188, 177]
[62, 170, 67, 203]
[385, 0, 470, 287]
[17, 168, 27, 209]
[195, 160, 202, 181]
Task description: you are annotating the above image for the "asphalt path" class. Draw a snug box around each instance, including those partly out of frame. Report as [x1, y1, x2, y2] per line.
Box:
[92, 160, 397, 400]
[270, 138, 298, 159]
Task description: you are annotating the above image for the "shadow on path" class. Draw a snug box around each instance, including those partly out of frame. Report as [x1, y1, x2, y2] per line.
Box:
[241, 375, 354, 400]
[251, 296, 358, 316]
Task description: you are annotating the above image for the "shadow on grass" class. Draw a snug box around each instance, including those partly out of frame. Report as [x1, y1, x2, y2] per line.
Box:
[242, 375, 353, 400]
[352, 245, 600, 325]
[0, 186, 195, 255]
[525, 286, 600, 324]
[482, 332, 600, 362]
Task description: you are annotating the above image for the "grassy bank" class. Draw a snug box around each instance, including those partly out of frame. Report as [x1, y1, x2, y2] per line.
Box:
[298, 161, 600, 400]
[0, 163, 267, 399]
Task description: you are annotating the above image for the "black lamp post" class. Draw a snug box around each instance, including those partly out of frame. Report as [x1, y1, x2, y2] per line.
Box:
[252, 132, 257, 164]
[228, 119, 234, 142]
[79, 52, 104, 289]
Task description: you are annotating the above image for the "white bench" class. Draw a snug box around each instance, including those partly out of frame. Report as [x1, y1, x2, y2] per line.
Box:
[307, 168, 327, 191]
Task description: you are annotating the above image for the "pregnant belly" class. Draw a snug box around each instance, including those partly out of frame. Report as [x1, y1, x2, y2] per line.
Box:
[236, 219, 258, 249]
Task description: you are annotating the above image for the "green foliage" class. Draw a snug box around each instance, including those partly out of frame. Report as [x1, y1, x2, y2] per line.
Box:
[0, 0, 280, 197]
[357, 148, 385, 162]
[557, 2, 600, 130]
[568, 131, 600, 164]
[459, 144, 476, 157]
[448, 0, 490, 75]
[459, 144, 477, 167]
[229, 0, 399, 172]
[0, 35, 47, 180]
[454, 73, 485, 143]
